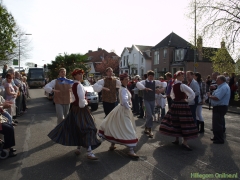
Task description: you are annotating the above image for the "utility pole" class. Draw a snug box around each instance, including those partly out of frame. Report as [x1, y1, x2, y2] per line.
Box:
[194, 0, 197, 72]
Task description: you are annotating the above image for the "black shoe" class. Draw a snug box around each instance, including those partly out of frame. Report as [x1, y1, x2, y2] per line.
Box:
[8, 151, 17, 157]
[182, 144, 192, 151]
[137, 116, 143, 118]
[213, 141, 224, 144]
[210, 137, 216, 141]
[13, 120, 18, 123]
[10, 148, 16, 152]
[172, 141, 179, 145]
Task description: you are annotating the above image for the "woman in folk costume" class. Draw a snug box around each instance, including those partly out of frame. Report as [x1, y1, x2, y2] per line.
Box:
[159, 71, 198, 151]
[98, 73, 139, 158]
[48, 68, 101, 160]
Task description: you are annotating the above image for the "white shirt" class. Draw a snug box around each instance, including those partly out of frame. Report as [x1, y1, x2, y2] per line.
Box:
[120, 86, 132, 109]
[92, 78, 121, 92]
[136, 79, 167, 90]
[170, 80, 195, 102]
[44, 78, 73, 93]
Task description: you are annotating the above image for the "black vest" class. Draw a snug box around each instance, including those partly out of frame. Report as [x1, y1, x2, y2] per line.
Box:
[143, 80, 155, 101]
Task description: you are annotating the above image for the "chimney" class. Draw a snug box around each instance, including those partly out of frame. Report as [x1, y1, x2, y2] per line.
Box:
[88, 50, 92, 53]
[221, 39, 225, 48]
[98, 48, 102, 51]
[197, 36, 203, 61]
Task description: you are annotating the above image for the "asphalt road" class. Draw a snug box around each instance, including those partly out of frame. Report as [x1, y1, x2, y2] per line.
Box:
[0, 89, 240, 180]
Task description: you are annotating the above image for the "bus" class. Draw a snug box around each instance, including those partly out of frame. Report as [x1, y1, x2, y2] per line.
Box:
[27, 68, 45, 88]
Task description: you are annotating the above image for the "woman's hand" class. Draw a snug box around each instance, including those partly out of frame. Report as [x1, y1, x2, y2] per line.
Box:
[53, 89, 60, 93]
[145, 88, 153, 92]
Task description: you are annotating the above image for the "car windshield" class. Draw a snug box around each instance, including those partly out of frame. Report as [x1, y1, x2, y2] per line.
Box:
[81, 80, 91, 86]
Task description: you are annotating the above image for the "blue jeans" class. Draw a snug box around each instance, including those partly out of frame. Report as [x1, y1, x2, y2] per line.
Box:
[144, 100, 155, 128]
[2, 111, 13, 124]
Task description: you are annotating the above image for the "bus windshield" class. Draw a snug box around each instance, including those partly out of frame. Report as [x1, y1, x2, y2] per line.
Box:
[28, 69, 44, 80]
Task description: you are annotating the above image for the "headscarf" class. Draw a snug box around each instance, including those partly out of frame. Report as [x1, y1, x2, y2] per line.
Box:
[119, 73, 129, 80]
[71, 69, 84, 76]
[173, 71, 184, 79]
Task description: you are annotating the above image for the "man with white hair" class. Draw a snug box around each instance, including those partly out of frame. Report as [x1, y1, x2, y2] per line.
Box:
[207, 75, 230, 144]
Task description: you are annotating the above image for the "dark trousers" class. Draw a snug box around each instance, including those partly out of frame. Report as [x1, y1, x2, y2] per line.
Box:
[167, 97, 172, 110]
[139, 97, 144, 117]
[0, 123, 15, 149]
[102, 101, 116, 117]
[212, 106, 228, 142]
[189, 104, 197, 124]
[133, 94, 139, 114]
[22, 95, 27, 111]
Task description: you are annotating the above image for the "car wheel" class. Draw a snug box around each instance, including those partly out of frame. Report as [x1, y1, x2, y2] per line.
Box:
[91, 103, 98, 111]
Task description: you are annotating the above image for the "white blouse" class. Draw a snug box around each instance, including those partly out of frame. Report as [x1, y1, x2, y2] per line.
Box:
[170, 80, 195, 102]
[93, 78, 121, 92]
[74, 82, 88, 108]
[120, 86, 132, 109]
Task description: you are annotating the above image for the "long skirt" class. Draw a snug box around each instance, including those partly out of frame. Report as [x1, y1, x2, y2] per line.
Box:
[98, 104, 138, 147]
[159, 101, 198, 140]
[48, 105, 101, 150]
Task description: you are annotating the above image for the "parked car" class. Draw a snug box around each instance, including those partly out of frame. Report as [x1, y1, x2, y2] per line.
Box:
[44, 80, 99, 111]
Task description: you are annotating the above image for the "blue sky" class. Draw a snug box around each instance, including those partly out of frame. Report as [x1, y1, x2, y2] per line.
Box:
[3, 0, 217, 66]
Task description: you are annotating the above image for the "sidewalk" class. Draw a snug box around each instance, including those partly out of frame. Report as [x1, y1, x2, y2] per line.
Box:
[203, 104, 240, 114]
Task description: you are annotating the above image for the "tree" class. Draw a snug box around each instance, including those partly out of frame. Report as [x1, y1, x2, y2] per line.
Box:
[0, 2, 17, 61]
[94, 57, 120, 76]
[210, 47, 235, 74]
[47, 53, 88, 80]
[188, 0, 240, 56]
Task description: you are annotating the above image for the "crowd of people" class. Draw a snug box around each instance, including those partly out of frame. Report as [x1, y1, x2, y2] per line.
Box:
[44, 66, 235, 160]
[1, 64, 237, 160]
[0, 64, 30, 158]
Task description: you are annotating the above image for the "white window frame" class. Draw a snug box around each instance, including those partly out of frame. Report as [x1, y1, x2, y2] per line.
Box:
[164, 49, 167, 58]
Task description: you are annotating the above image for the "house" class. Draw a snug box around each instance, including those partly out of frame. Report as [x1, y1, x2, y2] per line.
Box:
[151, 32, 230, 79]
[85, 48, 120, 78]
[120, 45, 152, 78]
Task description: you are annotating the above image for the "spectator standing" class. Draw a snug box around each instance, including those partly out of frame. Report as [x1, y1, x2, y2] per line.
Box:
[194, 72, 206, 133]
[2, 64, 8, 79]
[207, 75, 230, 144]
[186, 71, 200, 124]
[229, 73, 237, 100]
[165, 72, 174, 109]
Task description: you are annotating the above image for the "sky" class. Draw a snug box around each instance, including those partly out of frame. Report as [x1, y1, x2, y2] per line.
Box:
[2, 0, 213, 66]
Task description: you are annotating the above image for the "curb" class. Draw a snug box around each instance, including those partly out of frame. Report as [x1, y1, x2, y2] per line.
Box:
[202, 106, 240, 115]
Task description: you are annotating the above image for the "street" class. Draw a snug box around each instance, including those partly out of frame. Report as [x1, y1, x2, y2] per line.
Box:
[0, 89, 240, 180]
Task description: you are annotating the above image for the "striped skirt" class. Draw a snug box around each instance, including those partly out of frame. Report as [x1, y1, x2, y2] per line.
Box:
[48, 105, 101, 150]
[159, 101, 198, 140]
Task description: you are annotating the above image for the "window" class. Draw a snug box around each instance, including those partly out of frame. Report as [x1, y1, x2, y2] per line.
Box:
[154, 51, 159, 64]
[142, 58, 144, 64]
[125, 70, 128, 74]
[126, 55, 129, 65]
[180, 68, 184, 71]
[173, 68, 177, 74]
[120, 61, 122, 67]
[164, 49, 167, 58]
[162, 68, 167, 72]
[141, 69, 144, 76]
[175, 49, 186, 61]
[124, 59, 125, 66]
[154, 68, 158, 78]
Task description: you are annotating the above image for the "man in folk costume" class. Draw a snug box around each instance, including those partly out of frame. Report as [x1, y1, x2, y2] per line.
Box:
[93, 67, 121, 117]
[44, 68, 74, 124]
[136, 70, 167, 138]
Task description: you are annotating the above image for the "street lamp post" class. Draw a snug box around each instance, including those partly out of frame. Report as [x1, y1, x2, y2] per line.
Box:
[18, 34, 32, 72]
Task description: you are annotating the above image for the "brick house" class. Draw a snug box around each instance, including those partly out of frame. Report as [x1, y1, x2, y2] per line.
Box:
[151, 32, 229, 80]
[85, 48, 120, 78]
